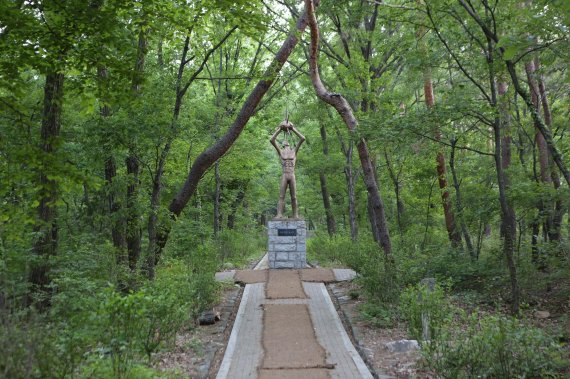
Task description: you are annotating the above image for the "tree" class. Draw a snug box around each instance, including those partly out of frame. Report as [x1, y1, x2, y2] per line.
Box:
[305, 0, 393, 261]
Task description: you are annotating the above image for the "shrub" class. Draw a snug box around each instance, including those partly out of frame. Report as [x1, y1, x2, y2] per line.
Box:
[423, 313, 565, 378]
[308, 234, 399, 302]
[399, 284, 565, 378]
[399, 281, 452, 341]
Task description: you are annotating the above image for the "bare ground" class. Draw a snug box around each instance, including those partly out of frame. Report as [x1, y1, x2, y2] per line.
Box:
[154, 284, 242, 378]
[328, 281, 432, 379]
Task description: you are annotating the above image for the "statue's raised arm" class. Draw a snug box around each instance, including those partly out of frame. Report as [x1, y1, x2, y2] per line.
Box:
[290, 125, 305, 155]
[270, 126, 282, 155]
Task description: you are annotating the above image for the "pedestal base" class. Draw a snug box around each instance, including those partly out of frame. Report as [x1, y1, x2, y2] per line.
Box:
[268, 219, 306, 269]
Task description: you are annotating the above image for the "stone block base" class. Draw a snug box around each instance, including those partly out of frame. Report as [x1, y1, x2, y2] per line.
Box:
[268, 219, 306, 269]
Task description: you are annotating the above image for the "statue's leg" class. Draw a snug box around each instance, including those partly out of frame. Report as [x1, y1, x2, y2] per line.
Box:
[277, 174, 287, 217]
[290, 174, 298, 218]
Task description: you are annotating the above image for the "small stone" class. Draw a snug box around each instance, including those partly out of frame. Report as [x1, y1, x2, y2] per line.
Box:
[534, 310, 550, 319]
[385, 339, 420, 353]
[198, 309, 220, 325]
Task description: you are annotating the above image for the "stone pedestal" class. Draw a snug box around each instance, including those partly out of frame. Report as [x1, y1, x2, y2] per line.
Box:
[268, 219, 306, 269]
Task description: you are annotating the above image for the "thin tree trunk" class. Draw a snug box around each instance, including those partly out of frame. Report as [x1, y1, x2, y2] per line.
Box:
[489, 49, 519, 315]
[525, 60, 551, 185]
[319, 125, 336, 236]
[346, 143, 358, 242]
[305, 0, 393, 261]
[105, 157, 126, 259]
[335, 125, 358, 241]
[536, 61, 563, 243]
[449, 138, 475, 259]
[227, 186, 246, 230]
[505, 59, 570, 187]
[525, 59, 553, 257]
[498, 79, 518, 250]
[126, 156, 141, 272]
[213, 160, 221, 238]
[29, 71, 64, 309]
[531, 219, 540, 264]
[98, 67, 127, 262]
[424, 68, 462, 249]
[368, 194, 381, 242]
[419, 1, 462, 249]
[125, 30, 146, 274]
[384, 150, 405, 239]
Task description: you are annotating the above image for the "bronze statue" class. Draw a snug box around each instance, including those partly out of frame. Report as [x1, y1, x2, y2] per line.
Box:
[270, 120, 305, 218]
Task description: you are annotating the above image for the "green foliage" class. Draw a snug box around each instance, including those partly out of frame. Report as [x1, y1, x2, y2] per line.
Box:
[423, 313, 566, 378]
[308, 234, 399, 302]
[1, 0, 570, 377]
[358, 302, 399, 329]
[215, 229, 266, 268]
[399, 281, 452, 341]
[95, 280, 188, 375]
[0, 257, 218, 378]
[399, 284, 566, 378]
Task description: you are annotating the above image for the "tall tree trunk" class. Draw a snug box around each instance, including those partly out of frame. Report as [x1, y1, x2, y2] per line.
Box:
[419, 0, 461, 249]
[213, 160, 221, 238]
[227, 186, 246, 230]
[525, 60, 551, 185]
[536, 61, 563, 243]
[367, 156, 382, 242]
[146, 168, 161, 279]
[423, 68, 462, 249]
[98, 67, 126, 263]
[319, 124, 336, 236]
[124, 30, 147, 276]
[105, 157, 126, 260]
[305, 0, 393, 261]
[384, 151, 405, 239]
[531, 219, 540, 264]
[346, 142, 358, 242]
[449, 138, 475, 259]
[335, 125, 358, 241]
[488, 46, 519, 315]
[504, 60, 570, 187]
[125, 156, 141, 272]
[29, 71, 64, 309]
[155, 7, 317, 258]
[498, 79, 519, 246]
[367, 194, 381, 242]
[525, 59, 552, 253]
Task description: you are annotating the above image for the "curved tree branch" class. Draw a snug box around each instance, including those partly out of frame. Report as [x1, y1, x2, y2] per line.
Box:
[305, 0, 393, 259]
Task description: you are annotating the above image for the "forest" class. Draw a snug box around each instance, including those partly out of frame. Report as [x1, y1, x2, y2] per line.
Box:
[0, 0, 569, 377]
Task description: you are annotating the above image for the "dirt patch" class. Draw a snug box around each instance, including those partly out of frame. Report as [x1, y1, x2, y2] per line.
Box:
[235, 269, 267, 284]
[300, 268, 335, 283]
[266, 270, 307, 299]
[154, 285, 242, 378]
[328, 282, 431, 378]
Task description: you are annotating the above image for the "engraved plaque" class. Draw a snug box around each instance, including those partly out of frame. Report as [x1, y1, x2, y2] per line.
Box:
[277, 228, 297, 236]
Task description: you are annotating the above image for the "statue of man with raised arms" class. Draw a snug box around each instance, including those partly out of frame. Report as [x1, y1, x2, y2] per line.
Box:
[270, 120, 305, 219]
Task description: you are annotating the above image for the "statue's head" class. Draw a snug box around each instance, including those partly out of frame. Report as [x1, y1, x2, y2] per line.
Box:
[282, 140, 290, 148]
